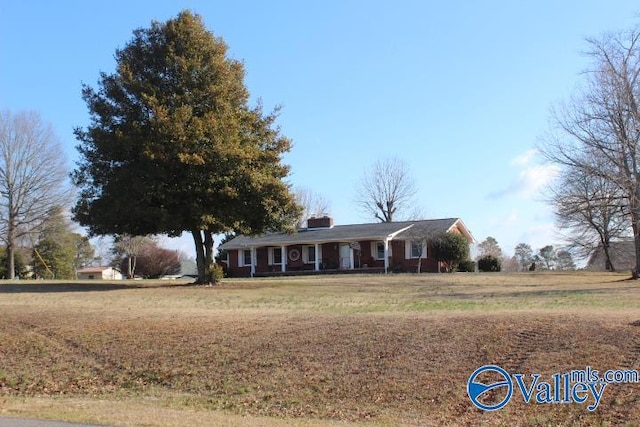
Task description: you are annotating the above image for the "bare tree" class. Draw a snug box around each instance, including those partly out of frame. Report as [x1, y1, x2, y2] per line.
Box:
[112, 234, 156, 278]
[501, 256, 521, 272]
[132, 244, 181, 279]
[477, 236, 503, 259]
[294, 187, 331, 228]
[540, 27, 640, 277]
[0, 110, 69, 278]
[514, 243, 534, 271]
[548, 160, 629, 271]
[355, 157, 417, 222]
[556, 249, 577, 270]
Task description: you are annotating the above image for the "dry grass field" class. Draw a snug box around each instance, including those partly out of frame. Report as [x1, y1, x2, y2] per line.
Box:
[1, 272, 640, 426]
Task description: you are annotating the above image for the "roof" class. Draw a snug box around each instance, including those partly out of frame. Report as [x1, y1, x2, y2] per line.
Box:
[587, 239, 636, 271]
[219, 218, 474, 250]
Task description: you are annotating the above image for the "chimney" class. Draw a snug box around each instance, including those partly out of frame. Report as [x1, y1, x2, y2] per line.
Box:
[307, 215, 334, 229]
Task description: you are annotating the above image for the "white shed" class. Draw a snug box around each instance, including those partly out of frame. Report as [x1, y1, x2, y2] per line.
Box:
[77, 266, 123, 280]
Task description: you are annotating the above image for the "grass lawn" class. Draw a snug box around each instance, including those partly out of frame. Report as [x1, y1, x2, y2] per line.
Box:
[1, 271, 640, 426]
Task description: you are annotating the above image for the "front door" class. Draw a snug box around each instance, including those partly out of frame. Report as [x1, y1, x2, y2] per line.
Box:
[339, 243, 351, 269]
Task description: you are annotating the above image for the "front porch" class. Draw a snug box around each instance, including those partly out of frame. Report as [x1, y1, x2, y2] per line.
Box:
[225, 240, 393, 278]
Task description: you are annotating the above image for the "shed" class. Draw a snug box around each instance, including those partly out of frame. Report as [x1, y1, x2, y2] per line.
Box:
[77, 266, 123, 280]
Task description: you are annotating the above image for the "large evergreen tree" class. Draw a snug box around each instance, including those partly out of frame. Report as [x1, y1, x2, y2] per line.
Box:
[72, 11, 299, 283]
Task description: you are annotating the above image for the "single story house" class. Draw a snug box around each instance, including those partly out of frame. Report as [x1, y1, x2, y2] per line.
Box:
[77, 266, 123, 280]
[218, 216, 474, 277]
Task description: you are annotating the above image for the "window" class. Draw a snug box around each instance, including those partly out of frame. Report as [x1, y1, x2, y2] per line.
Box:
[239, 249, 252, 267]
[268, 247, 283, 265]
[307, 246, 316, 263]
[303, 245, 321, 264]
[407, 240, 426, 259]
[371, 241, 390, 260]
[411, 241, 422, 258]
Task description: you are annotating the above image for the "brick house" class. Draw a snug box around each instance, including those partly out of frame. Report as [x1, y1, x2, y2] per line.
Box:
[218, 217, 474, 277]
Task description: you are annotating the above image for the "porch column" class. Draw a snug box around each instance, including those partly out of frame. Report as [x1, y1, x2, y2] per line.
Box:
[350, 247, 355, 269]
[250, 247, 256, 277]
[314, 243, 320, 271]
[281, 245, 286, 272]
[384, 239, 390, 273]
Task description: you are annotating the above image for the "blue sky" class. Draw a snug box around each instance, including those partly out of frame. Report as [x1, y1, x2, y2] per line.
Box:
[1, 1, 639, 260]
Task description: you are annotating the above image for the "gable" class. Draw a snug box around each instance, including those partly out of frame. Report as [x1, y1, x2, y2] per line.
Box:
[394, 218, 475, 243]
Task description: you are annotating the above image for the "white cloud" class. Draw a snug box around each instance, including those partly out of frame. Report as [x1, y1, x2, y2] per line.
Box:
[503, 209, 519, 227]
[467, 197, 564, 259]
[488, 149, 559, 200]
[510, 148, 539, 167]
[516, 222, 560, 252]
[515, 163, 560, 196]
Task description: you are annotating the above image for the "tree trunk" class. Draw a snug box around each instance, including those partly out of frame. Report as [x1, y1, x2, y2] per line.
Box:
[191, 229, 206, 283]
[204, 230, 214, 276]
[634, 222, 640, 279]
[631, 191, 640, 278]
[7, 241, 14, 279]
[602, 240, 615, 272]
[131, 256, 137, 278]
[7, 221, 15, 279]
[189, 228, 216, 284]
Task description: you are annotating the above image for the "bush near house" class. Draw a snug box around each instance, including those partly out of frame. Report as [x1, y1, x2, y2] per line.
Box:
[478, 255, 501, 272]
[458, 259, 475, 272]
[430, 232, 470, 272]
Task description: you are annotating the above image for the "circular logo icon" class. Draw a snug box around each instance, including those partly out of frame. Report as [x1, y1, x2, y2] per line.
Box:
[467, 365, 513, 411]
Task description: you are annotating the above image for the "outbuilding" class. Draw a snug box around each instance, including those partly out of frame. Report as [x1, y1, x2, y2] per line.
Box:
[77, 266, 123, 280]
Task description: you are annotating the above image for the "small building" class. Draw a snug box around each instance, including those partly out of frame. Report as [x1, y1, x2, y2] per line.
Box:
[218, 217, 474, 277]
[587, 239, 636, 271]
[77, 266, 123, 280]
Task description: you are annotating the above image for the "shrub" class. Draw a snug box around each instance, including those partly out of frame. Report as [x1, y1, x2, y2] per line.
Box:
[430, 232, 470, 272]
[207, 263, 225, 284]
[458, 259, 475, 272]
[478, 255, 501, 272]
